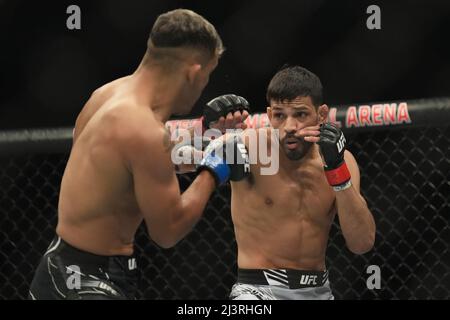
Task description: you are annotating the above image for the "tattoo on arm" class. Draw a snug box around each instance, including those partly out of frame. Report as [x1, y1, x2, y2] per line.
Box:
[162, 127, 173, 152]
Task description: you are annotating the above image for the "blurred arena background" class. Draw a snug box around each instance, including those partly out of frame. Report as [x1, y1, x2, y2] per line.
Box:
[0, 0, 449, 299]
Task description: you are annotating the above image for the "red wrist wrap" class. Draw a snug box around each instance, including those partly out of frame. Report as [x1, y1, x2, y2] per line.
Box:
[325, 162, 351, 186]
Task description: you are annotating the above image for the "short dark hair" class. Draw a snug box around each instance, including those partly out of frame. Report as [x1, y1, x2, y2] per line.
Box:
[148, 9, 224, 58]
[266, 65, 323, 106]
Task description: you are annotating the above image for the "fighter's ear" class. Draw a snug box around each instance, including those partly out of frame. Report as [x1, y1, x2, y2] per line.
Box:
[317, 104, 329, 123]
[266, 106, 272, 120]
[186, 63, 202, 84]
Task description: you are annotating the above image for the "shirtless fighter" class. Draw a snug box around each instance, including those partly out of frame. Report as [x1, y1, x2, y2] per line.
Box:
[29, 9, 248, 300]
[228, 66, 376, 300]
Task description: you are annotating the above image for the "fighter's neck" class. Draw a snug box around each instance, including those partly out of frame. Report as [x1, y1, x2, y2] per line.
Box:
[130, 67, 182, 123]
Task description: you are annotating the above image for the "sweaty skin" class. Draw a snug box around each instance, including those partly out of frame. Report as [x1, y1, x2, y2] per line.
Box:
[231, 96, 372, 271]
[57, 53, 221, 256]
[57, 77, 144, 256]
[232, 138, 337, 270]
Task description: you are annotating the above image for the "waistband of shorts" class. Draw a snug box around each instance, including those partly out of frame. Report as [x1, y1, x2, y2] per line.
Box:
[44, 236, 137, 272]
[237, 268, 329, 289]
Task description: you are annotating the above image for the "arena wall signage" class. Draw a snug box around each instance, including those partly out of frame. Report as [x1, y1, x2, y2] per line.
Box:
[166, 98, 449, 136]
[0, 98, 448, 155]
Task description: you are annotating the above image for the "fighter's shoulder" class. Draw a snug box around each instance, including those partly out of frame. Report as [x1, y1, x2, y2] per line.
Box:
[105, 104, 165, 151]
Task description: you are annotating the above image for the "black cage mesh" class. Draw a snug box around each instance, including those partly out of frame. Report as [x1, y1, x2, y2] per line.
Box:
[1, 125, 449, 299]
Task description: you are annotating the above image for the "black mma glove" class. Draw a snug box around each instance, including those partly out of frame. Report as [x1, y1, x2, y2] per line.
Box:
[317, 123, 352, 191]
[203, 94, 250, 130]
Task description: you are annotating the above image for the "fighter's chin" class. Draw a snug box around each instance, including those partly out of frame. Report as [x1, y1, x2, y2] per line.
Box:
[284, 147, 303, 161]
[283, 142, 312, 161]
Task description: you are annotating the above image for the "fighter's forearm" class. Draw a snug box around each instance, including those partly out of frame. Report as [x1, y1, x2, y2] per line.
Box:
[335, 186, 376, 254]
[170, 170, 216, 245]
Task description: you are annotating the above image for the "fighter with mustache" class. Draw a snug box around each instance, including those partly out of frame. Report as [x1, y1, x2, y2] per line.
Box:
[224, 66, 376, 300]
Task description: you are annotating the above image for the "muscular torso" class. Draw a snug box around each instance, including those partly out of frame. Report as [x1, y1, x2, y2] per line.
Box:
[57, 77, 153, 256]
[231, 129, 336, 270]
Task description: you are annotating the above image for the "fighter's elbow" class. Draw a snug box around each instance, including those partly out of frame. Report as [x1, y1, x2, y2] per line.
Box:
[348, 244, 373, 255]
[145, 221, 180, 249]
[347, 233, 375, 255]
[149, 231, 179, 249]
[143, 206, 184, 249]
[156, 239, 178, 249]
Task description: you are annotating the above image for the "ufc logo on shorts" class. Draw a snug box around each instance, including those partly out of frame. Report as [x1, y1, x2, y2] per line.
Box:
[300, 275, 318, 286]
[128, 258, 137, 270]
[337, 133, 346, 153]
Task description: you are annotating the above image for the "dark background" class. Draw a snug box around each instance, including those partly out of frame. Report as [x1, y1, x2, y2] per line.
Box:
[0, 1, 449, 300]
[0, 0, 449, 130]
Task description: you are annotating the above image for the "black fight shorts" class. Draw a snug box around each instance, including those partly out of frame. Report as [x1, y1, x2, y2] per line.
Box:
[29, 236, 138, 300]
